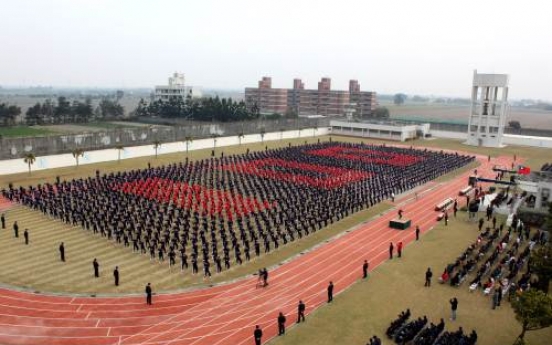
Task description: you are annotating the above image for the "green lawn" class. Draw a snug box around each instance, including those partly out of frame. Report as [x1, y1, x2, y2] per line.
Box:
[270, 213, 550, 345]
[0, 126, 55, 138]
[1, 135, 551, 344]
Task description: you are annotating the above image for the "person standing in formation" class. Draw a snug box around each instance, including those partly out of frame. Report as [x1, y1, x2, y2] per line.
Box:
[297, 300, 306, 323]
[415, 225, 420, 241]
[23, 229, 29, 245]
[59, 242, 65, 262]
[277, 312, 286, 335]
[363, 260, 369, 278]
[93, 258, 100, 277]
[114, 266, 120, 286]
[397, 241, 403, 258]
[253, 325, 263, 345]
[13, 221, 19, 238]
[327, 281, 334, 303]
[1, 213, 5, 229]
[389, 242, 394, 259]
[425, 267, 433, 287]
[145, 283, 153, 305]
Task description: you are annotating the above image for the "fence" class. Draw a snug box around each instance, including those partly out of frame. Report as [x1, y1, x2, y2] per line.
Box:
[0, 118, 329, 160]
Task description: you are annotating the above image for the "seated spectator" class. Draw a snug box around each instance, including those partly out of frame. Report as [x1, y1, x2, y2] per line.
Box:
[439, 269, 449, 284]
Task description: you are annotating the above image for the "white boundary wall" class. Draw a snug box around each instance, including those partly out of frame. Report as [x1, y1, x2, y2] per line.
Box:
[0, 128, 329, 176]
[430, 130, 552, 148]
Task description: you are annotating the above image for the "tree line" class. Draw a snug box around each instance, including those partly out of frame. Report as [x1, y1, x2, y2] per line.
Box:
[134, 96, 259, 122]
[0, 103, 22, 126]
[25, 97, 124, 125]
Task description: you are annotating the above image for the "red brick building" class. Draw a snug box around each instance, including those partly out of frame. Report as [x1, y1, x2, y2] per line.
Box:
[245, 77, 377, 117]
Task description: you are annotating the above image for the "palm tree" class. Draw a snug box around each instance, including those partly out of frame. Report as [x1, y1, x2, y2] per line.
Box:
[115, 145, 124, 163]
[312, 125, 318, 137]
[72, 148, 85, 168]
[237, 132, 245, 146]
[23, 153, 36, 176]
[298, 127, 303, 138]
[153, 140, 162, 158]
[184, 136, 193, 158]
[279, 128, 285, 141]
[260, 127, 266, 143]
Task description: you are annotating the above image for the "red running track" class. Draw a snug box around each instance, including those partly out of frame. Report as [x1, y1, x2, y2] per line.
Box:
[0, 154, 512, 345]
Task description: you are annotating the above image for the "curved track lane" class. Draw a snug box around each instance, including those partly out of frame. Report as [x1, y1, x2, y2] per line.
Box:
[0, 154, 510, 345]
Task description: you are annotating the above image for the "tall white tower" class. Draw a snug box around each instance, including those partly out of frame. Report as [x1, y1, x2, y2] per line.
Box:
[465, 70, 509, 147]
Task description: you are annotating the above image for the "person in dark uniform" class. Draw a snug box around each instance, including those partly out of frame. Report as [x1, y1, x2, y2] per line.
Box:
[13, 221, 19, 238]
[397, 241, 403, 258]
[327, 281, 334, 303]
[297, 300, 306, 323]
[444, 211, 449, 226]
[262, 268, 268, 287]
[114, 266, 120, 286]
[253, 325, 263, 345]
[389, 242, 394, 259]
[277, 312, 286, 335]
[425, 267, 433, 287]
[59, 242, 65, 262]
[415, 225, 420, 241]
[23, 229, 29, 245]
[398, 209, 403, 220]
[478, 218, 484, 231]
[145, 283, 152, 305]
[1, 213, 5, 229]
[363, 260, 369, 278]
[93, 258, 100, 277]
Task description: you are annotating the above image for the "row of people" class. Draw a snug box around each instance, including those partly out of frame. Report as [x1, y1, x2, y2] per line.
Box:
[2, 142, 474, 276]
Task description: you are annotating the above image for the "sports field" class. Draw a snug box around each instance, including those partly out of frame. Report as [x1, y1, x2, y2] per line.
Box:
[0, 135, 550, 345]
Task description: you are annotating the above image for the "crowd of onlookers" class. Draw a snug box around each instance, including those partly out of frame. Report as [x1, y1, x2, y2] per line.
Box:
[540, 163, 552, 172]
[381, 309, 476, 345]
[440, 203, 546, 308]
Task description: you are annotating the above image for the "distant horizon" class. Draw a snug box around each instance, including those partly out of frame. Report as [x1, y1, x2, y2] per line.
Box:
[1, 84, 551, 103]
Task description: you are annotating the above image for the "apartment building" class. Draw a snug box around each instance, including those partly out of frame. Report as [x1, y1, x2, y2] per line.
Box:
[245, 77, 376, 117]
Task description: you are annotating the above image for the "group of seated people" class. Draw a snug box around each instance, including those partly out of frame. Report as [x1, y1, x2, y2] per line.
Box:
[387, 313, 468, 345]
[394, 315, 428, 344]
[433, 327, 477, 345]
[386, 309, 411, 339]
[439, 212, 540, 307]
[414, 319, 446, 345]
[540, 162, 552, 172]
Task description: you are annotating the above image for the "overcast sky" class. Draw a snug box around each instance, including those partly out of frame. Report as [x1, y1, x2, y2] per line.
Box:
[1, 0, 551, 100]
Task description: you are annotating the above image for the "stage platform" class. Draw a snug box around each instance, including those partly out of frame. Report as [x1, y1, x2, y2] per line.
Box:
[389, 218, 411, 230]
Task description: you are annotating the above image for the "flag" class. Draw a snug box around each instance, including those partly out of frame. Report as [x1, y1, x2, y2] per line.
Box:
[518, 166, 531, 175]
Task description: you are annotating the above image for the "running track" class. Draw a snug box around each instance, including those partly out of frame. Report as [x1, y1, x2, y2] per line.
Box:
[0, 153, 511, 345]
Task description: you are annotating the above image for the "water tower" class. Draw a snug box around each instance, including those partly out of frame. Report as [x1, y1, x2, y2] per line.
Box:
[465, 70, 510, 147]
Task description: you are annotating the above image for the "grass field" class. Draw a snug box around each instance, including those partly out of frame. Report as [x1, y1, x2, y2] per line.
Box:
[270, 214, 550, 345]
[384, 103, 552, 130]
[0, 126, 55, 138]
[1, 135, 551, 344]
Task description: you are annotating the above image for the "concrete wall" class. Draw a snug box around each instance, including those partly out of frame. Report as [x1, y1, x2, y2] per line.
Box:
[430, 130, 552, 148]
[0, 118, 329, 160]
[0, 128, 329, 176]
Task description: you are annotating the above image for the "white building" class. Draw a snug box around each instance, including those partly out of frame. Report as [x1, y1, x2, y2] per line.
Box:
[465, 70, 509, 147]
[330, 120, 430, 142]
[154, 72, 202, 101]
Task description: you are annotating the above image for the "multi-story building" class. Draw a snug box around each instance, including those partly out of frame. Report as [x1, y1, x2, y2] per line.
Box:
[154, 72, 202, 101]
[245, 77, 376, 117]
